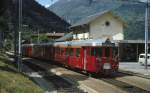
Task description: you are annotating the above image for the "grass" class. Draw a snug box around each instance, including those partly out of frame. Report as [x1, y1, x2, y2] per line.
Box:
[0, 54, 44, 93]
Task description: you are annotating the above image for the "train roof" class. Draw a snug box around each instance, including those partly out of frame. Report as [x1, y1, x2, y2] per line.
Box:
[22, 39, 118, 47]
[22, 42, 53, 46]
[54, 39, 117, 47]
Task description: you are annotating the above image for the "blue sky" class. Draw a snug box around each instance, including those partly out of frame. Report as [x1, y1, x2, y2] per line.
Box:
[36, 0, 59, 7]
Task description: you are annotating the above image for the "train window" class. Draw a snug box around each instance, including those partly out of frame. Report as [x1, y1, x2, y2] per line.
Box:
[59, 48, 61, 55]
[76, 48, 80, 57]
[66, 48, 69, 55]
[61, 48, 65, 55]
[91, 48, 96, 56]
[56, 48, 59, 54]
[91, 48, 102, 57]
[70, 48, 74, 56]
[95, 48, 102, 57]
[105, 47, 110, 57]
[56, 48, 59, 55]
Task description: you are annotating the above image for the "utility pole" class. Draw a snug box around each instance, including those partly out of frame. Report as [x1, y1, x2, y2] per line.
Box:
[18, 0, 22, 72]
[145, 0, 149, 69]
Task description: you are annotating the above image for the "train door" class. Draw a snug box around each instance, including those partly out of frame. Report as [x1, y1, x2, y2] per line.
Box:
[68, 48, 76, 68]
[101, 47, 115, 71]
[75, 48, 82, 69]
[86, 47, 99, 73]
[103, 47, 112, 63]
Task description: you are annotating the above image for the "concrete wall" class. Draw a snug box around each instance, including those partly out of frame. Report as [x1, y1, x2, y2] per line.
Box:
[89, 13, 124, 40]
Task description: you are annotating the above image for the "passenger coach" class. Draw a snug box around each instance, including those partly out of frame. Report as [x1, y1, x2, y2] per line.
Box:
[22, 39, 119, 75]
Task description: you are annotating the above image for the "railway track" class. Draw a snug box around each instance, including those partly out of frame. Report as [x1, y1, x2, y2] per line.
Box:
[23, 61, 87, 93]
[101, 78, 150, 93]
[97, 71, 150, 93]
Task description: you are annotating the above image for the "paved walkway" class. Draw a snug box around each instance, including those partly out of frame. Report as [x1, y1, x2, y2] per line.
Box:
[119, 62, 150, 77]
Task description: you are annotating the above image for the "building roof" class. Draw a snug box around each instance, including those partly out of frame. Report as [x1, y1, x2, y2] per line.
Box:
[32, 33, 64, 37]
[46, 33, 64, 37]
[55, 32, 73, 42]
[70, 10, 126, 28]
[118, 40, 150, 44]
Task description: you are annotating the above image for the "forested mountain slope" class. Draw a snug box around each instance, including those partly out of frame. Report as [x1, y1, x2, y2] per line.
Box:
[49, 0, 150, 40]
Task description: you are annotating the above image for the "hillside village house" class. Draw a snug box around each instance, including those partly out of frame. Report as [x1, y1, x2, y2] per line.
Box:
[70, 11, 125, 41]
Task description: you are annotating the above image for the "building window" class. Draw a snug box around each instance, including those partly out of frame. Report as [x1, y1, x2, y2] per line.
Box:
[105, 21, 110, 27]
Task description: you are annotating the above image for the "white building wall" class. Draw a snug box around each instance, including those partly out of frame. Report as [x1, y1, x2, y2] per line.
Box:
[90, 13, 124, 40]
[73, 33, 89, 40]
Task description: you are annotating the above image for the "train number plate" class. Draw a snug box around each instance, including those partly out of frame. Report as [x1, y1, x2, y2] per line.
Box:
[103, 63, 111, 69]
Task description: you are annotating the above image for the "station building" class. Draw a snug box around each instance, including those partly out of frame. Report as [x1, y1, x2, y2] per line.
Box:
[69, 10, 149, 62]
[70, 11, 125, 41]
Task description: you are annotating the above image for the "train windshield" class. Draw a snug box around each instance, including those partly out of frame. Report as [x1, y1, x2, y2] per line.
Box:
[91, 47, 116, 58]
[105, 47, 110, 57]
[113, 47, 118, 56]
[91, 47, 102, 57]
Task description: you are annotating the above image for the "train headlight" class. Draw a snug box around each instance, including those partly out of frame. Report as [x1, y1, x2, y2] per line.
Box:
[103, 63, 111, 69]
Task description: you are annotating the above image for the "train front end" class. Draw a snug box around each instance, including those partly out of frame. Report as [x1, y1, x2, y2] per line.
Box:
[96, 40, 119, 75]
[82, 39, 119, 76]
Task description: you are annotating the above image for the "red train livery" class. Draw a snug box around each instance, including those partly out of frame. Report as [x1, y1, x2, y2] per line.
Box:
[22, 39, 119, 75]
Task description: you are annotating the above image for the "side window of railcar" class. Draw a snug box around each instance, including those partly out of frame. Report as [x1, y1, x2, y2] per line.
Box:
[76, 48, 80, 57]
[61, 48, 65, 55]
[70, 48, 74, 56]
[55, 48, 59, 55]
[95, 47, 102, 57]
[58, 48, 60, 55]
[91, 48, 96, 56]
[66, 48, 69, 56]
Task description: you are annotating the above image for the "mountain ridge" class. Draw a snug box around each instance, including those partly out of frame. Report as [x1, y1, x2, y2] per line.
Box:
[6, 0, 70, 33]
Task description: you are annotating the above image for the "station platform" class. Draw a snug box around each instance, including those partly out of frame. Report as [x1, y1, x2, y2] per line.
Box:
[119, 62, 150, 78]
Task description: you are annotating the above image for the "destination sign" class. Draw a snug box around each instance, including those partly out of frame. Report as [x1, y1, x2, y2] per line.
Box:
[102, 38, 115, 47]
[102, 43, 115, 47]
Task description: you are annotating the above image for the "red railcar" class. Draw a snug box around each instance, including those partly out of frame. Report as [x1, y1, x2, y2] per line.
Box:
[22, 44, 33, 57]
[22, 39, 119, 75]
